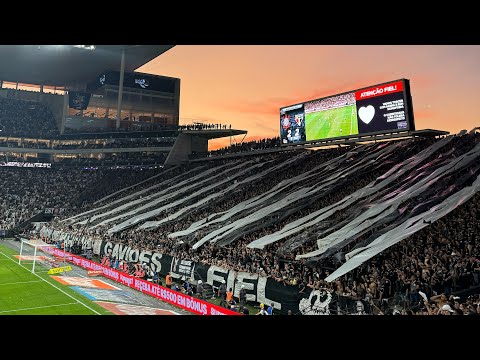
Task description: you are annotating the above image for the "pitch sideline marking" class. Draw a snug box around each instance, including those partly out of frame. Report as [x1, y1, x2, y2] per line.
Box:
[0, 302, 79, 314]
[0, 280, 43, 286]
[0, 250, 101, 315]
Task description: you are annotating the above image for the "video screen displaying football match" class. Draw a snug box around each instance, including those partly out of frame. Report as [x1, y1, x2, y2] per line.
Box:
[280, 79, 414, 144]
[304, 92, 358, 141]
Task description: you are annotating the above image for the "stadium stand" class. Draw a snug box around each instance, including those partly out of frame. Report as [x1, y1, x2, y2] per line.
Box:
[0, 97, 58, 137]
[3, 128, 479, 314]
[0, 167, 162, 230]
[207, 137, 281, 156]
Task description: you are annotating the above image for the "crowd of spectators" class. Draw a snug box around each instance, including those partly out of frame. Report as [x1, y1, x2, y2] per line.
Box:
[304, 92, 356, 113]
[2, 137, 174, 150]
[63, 124, 179, 134]
[3, 130, 480, 314]
[0, 168, 94, 230]
[179, 123, 231, 131]
[56, 152, 167, 167]
[52, 137, 175, 150]
[0, 98, 58, 137]
[208, 137, 281, 156]
[0, 139, 21, 147]
[84, 135, 480, 313]
[19, 141, 50, 149]
[0, 166, 162, 230]
[63, 123, 232, 134]
[93, 185, 480, 315]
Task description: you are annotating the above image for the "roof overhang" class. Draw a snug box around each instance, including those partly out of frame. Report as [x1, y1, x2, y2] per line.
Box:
[0, 45, 174, 88]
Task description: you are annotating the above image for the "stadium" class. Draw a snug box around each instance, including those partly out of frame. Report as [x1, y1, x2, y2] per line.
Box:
[1, 45, 479, 316]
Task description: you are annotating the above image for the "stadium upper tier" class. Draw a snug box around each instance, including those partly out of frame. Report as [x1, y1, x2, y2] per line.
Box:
[0, 96, 251, 167]
[0, 97, 58, 137]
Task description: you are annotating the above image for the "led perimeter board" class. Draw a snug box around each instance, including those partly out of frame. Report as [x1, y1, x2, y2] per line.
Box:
[280, 79, 415, 144]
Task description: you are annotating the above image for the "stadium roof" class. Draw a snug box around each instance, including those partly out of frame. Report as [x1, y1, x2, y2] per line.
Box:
[0, 45, 174, 88]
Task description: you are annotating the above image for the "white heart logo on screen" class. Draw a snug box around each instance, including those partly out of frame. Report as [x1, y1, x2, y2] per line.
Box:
[358, 105, 375, 124]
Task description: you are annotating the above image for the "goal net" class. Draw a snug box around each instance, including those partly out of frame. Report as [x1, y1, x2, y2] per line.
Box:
[18, 238, 67, 274]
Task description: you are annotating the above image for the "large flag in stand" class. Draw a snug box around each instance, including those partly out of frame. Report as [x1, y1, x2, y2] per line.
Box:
[69, 91, 91, 110]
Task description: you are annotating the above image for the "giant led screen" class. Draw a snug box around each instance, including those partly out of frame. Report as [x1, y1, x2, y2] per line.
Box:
[280, 79, 414, 144]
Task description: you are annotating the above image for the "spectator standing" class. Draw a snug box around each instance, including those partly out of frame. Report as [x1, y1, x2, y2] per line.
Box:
[239, 284, 247, 308]
[166, 272, 173, 289]
[184, 278, 194, 295]
[266, 303, 274, 315]
[218, 279, 227, 307]
[197, 280, 204, 299]
[226, 287, 233, 307]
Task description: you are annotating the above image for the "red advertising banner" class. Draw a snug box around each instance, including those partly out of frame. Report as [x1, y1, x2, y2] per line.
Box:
[44, 247, 240, 315]
[355, 80, 404, 100]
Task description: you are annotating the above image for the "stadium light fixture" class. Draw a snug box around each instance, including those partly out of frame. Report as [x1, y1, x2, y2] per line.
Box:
[73, 45, 96, 51]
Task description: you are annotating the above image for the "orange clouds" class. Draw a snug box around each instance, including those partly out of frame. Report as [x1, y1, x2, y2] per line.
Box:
[137, 45, 480, 150]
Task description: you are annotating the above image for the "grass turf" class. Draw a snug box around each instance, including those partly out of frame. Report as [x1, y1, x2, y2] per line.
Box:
[305, 105, 358, 141]
[0, 242, 112, 315]
[0, 241, 265, 315]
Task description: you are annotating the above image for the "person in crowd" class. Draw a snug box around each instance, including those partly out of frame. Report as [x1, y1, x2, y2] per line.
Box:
[225, 287, 233, 308]
[183, 277, 194, 296]
[241, 306, 250, 315]
[165, 272, 173, 289]
[239, 284, 247, 308]
[218, 279, 227, 307]
[256, 303, 269, 315]
[266, 303, 274, 315]
[196, 280, 204, 299]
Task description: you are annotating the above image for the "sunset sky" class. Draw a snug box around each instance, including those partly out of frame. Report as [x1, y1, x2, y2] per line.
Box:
[138, 45, 480, 150]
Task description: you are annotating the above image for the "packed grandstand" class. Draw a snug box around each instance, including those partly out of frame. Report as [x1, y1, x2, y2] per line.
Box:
[1, 95, 479, 314]
[1, 45, 479, 315]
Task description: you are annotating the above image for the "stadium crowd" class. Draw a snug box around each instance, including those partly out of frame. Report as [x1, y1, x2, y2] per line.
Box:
[179, 123, 231, 131]
[0, 97, 58, 137]
[55, 152, 167, 167]
[304, 92, 356, 113]
[62, 123, 178, 134]
[0, 166, 162, 230]
[52, 137, 175, 150]
[3, 128, 480, 314]
[62, 122, 233, 135]
[2, 138, 174, 150]
[208, 137, 281, 156]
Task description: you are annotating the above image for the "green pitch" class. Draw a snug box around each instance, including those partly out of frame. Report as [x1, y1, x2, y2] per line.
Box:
[305, 105, 359, 141]
[0, 243, 112, 315]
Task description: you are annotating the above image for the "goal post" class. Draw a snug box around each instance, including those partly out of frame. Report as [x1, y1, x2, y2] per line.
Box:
[18, 238, 64, 274]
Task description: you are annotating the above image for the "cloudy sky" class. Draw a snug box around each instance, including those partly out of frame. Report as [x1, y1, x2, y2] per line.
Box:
[138, 45, 480, 150]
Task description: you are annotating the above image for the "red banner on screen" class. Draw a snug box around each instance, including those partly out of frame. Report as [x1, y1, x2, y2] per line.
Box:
[355, 81, 404, 100]
[43, 247, 239, 315]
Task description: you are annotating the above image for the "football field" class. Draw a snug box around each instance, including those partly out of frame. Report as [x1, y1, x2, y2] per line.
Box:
[305, 105, 358, 141]
[0, 242, 111, 315]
